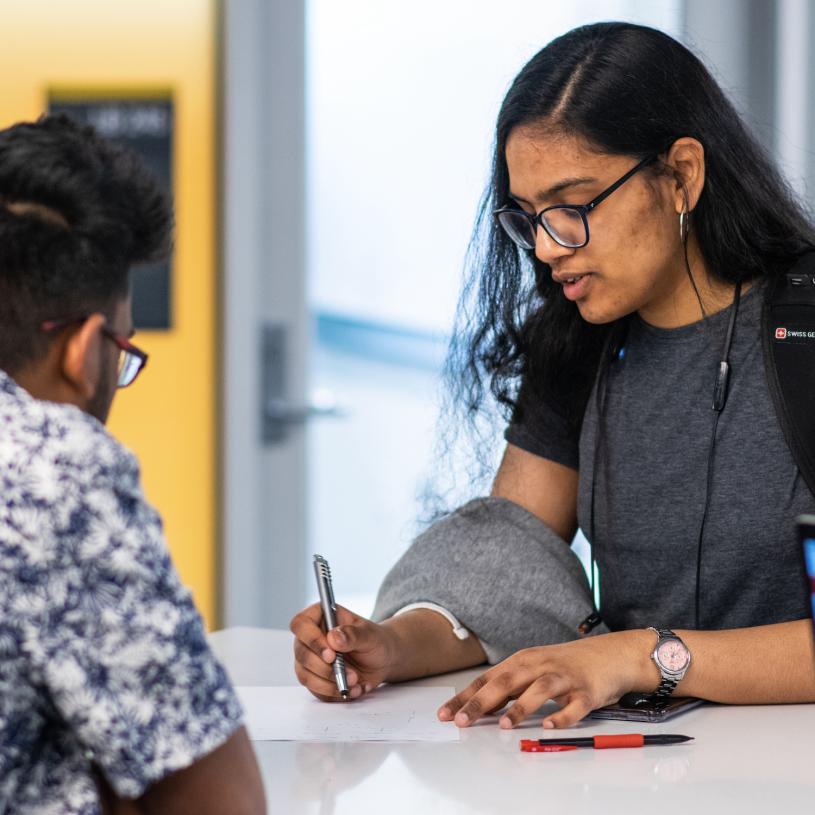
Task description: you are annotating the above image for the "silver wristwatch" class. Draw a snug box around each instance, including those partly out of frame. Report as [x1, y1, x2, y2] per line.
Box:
[647, 627, 691, 701]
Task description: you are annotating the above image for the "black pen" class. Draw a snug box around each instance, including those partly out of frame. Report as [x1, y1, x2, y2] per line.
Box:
[520, 734, 693, 752]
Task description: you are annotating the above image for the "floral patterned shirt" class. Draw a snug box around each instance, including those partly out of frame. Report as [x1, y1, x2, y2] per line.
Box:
[0, 370, 243, 814]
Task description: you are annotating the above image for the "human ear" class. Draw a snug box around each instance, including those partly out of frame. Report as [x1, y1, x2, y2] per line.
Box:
[60, 314, 107, 401]
[665, 137, 705, 214]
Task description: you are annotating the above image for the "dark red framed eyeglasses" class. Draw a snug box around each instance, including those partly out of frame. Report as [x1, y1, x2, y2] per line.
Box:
[41, 317, 148, 388]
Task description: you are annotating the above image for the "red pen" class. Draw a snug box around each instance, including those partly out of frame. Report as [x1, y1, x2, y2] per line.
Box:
[520, 734, 693, 752]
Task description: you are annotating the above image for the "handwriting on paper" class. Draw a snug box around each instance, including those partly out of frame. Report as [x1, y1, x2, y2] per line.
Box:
[236, 685, 459, 742]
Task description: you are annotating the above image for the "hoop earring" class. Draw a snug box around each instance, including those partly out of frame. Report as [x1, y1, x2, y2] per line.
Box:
[679, 209, 689, 242]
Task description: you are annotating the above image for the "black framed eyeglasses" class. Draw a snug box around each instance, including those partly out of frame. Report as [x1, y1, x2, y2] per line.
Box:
[41, 317, 149, 388]
[494, 153, 658, 250]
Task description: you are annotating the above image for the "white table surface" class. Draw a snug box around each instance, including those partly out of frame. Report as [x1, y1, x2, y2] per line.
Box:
[209, 626, 815, 815]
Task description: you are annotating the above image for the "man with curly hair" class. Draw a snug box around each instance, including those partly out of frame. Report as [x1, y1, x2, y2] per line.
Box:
[0, 115, 265, 815]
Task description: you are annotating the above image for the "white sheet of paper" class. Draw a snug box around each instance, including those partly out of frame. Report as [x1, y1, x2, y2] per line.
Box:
[236, 684, 460, 742]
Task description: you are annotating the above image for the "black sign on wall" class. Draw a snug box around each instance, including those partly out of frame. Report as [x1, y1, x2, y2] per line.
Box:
[48, 96, 174, 330]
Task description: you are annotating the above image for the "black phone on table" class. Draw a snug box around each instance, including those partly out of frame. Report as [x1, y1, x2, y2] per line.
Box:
[589, 692, 704, 723]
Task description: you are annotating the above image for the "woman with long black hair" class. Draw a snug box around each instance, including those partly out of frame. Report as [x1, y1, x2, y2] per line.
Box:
[291, 21, 815, 728]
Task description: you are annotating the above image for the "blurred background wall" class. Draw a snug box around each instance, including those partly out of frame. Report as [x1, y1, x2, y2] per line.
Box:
[2, 0, 811, 630]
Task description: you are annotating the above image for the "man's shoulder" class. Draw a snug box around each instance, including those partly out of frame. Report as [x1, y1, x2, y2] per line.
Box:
[0, 373, 139, 495]
[0, 373, 168, 617]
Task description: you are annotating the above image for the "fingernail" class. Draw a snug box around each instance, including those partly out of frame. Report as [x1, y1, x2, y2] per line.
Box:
[438, 706, 450, 720]
[332, 628, 347, 646]
[347, 670, 358, 685]
[543, 720, 554, 729]
[364, 683, 372, 693]
[321, 648, 333, 662]
[350, 685, 362, 698]
[454, 712, 469, 726]
[499, 716, 512, 730]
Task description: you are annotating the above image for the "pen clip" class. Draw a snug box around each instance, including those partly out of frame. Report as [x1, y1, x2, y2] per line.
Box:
[324, 579, 336, 610]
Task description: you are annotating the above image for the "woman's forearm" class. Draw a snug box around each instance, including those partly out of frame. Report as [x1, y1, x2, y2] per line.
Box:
[631, 620, 815, 704]
[380, 612, 815, 704]
[381, 609, 487, 682]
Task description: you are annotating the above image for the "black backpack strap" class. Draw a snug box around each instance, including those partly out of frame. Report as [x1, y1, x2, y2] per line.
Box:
[762, 252, 815, 499]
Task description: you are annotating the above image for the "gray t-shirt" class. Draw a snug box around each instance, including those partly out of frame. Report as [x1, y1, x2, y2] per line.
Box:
[506, 283, 813, 631]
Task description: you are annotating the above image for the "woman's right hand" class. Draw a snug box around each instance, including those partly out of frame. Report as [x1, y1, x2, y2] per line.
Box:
[290, 603, 397, 702]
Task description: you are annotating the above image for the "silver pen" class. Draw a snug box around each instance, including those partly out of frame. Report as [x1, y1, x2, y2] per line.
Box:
[313, 554, 350, 699]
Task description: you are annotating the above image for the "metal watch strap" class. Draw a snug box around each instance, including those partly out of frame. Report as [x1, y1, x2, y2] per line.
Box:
[651, 675, 679, 700]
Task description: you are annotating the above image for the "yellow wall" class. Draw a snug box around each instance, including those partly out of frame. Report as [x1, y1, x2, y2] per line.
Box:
[0, 0, 219, 627]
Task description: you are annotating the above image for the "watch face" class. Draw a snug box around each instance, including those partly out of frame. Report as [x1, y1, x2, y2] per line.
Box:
[656, 639, 689, 673]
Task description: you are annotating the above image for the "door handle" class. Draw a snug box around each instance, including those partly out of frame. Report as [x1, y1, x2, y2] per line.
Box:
[261, 324, 345, 444]
[264, 394, 344, 425]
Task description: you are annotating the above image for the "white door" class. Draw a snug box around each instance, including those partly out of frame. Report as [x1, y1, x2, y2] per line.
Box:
[222, 0, 311, 627]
